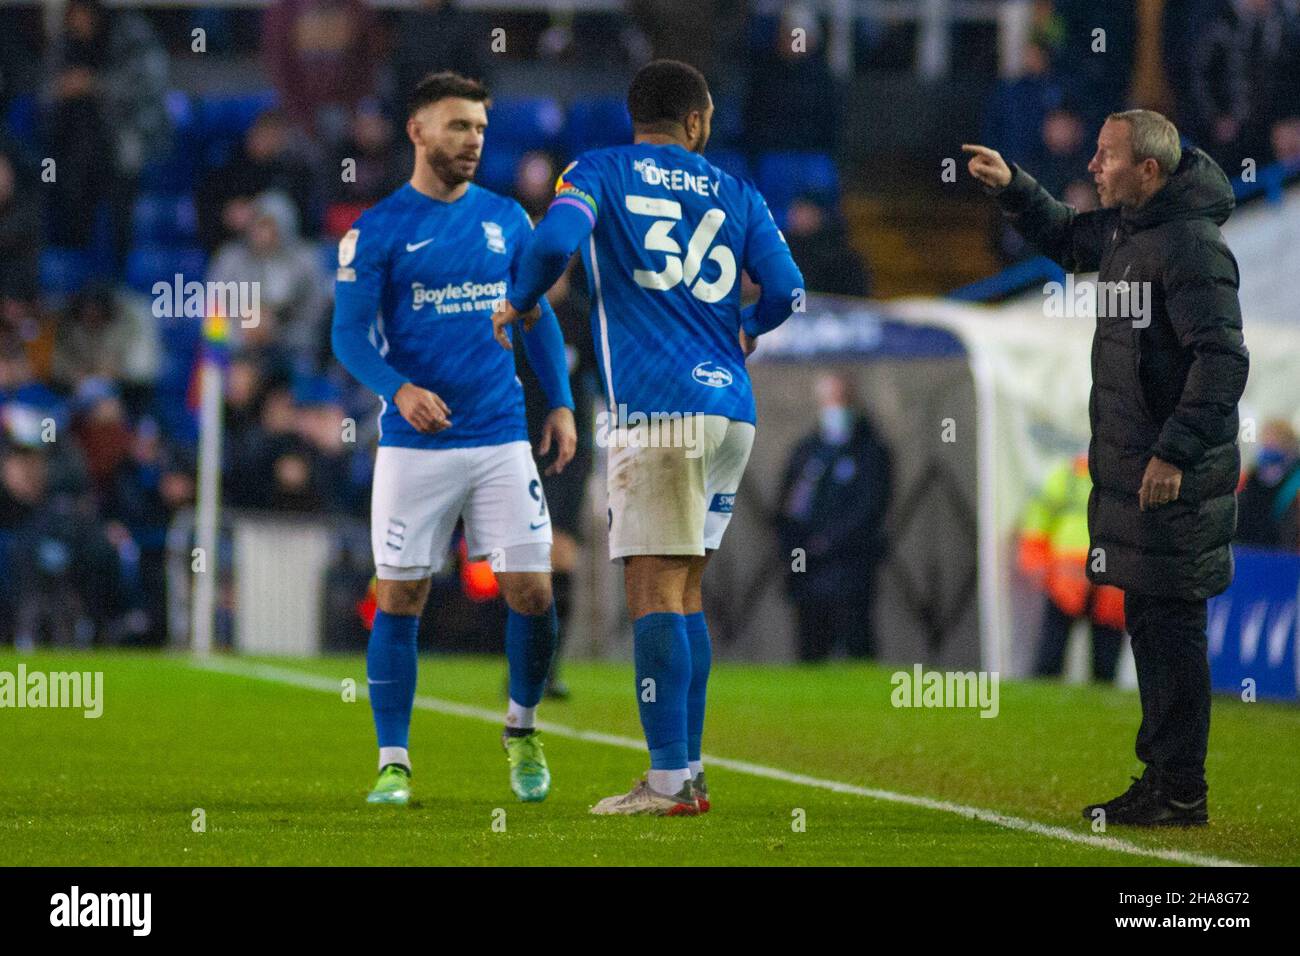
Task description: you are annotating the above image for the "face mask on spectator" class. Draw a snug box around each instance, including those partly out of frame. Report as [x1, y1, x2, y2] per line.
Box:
[819, 405, 851, 446]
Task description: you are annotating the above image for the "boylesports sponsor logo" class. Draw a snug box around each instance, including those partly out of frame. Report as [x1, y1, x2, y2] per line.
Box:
[411, 279, 508, 314]
[692, 362, 734, 389]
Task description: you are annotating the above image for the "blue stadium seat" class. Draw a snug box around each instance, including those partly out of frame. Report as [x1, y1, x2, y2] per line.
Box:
[195, 91, 279, 141]
[192, 91, 279, 173]
[705, 148, 750, 182]
[476, 144, 524, 195]
[132, 193, 198, 244]
[4, 94, 39, 147]
[164, 89, 196, 132]
[124, 244, 207, 295]
[39, 248, 96, 296]
[755, 151, 840, 225]
[138, 151, 201, 193]
[318, 240, 338, 277]
[138, 92, 203, 192]
[710, 93, 745, 148]
[488, 96, 565, 152]
[564, 96, 633, 154]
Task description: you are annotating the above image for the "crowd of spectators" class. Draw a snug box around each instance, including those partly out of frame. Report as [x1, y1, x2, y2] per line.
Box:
[0, 0, 875, 648]
[2, 0, 1295, 650]
[983, 0, 1300, 262]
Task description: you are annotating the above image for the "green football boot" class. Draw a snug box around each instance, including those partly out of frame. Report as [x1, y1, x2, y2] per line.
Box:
[503, 730, 551, 802]
[366, 763, 412, 806]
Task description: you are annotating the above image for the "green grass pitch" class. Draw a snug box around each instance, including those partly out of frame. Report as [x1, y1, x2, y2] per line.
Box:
[2, 651, 1297, 866]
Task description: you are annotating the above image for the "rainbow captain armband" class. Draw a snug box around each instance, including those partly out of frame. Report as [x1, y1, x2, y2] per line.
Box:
[551, 162, 598, 226]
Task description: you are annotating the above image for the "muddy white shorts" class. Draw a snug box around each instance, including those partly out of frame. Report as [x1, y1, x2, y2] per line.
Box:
[371, 441, 551, 580]
[606, 414, 755, 560]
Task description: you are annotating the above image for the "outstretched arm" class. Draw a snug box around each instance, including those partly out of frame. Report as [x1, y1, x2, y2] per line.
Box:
[963, 143, 1113, 274]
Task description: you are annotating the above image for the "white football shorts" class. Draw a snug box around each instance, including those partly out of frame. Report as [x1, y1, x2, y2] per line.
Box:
[606, 414, 755, 560]
[371, 441, 552, 580]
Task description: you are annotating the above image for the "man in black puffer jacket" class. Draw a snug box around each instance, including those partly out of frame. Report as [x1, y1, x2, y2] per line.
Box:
[964, 110, 1249, 826]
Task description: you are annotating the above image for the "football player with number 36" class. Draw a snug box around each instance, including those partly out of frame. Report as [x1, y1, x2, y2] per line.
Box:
[494, 60, 804, 815]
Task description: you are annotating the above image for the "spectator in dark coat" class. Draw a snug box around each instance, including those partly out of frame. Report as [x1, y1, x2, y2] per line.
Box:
[782, 195, 870, 297]
[42, 0, 170, 265]
[982, 40, 1067, 170]
[1236, 419, 1300, 550]
[197, 108, 320, 252]
[743, 5, 839, 153]
[966, 110, 1249, 825]
[1186, 0, 1295, 168]
[387, 0, 492, 123]
[0, 149, 41, 306]
[776, 373, 892, 662]
[324, 102, 405, 238]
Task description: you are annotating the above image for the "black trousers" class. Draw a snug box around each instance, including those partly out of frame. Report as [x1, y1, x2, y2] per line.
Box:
[1124, 590, 1211, 801]
[793, 589, 876, 662]
[1032, 599, 1123, 681]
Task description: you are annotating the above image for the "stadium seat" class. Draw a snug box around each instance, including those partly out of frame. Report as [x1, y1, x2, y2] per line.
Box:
[195, 91, 279, 141]
[193, 91, 279, 173]
[124, 244, 207, 295]
[324, 203, 367, 241]
[476, 144, 525, 195]
[132, 193, 199, 244]
[564, 96, 633, 154]
[138, 152, 201, 193]
[164, 89, 196, 131]
[317, 238, 341, 276]
[138, 92, 204, 192]
[38, 248, 96, 297]
[755, 151, 840, 226]
[705, 148, 751, 182]
[487, 96, 565, 152]
[709, 92, 745, 148]
[4, 93, 39, 147]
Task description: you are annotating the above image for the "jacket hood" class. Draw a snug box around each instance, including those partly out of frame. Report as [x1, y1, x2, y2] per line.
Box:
[1123, 146, 1234, 231]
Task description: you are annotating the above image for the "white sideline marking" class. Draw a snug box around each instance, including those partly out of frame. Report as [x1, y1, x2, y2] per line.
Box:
[193, 658, 1251, 868]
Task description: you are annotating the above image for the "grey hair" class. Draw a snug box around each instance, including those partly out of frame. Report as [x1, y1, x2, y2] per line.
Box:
[1107, 109, 1182, 176]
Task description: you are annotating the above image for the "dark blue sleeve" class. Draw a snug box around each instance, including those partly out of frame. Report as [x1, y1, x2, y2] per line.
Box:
[519, 295, 574, 411]
[507, 201, 595, 313]
[331, 223, 409, 402]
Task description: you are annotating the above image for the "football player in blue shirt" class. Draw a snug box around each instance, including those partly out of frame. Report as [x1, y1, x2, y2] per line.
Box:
[495, 60, 804, 815]
[332, 72, 577, 806]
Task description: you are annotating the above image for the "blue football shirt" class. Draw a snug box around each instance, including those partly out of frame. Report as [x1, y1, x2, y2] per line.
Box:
[553, 143, 791, 425]
[333, 183, 568, 449]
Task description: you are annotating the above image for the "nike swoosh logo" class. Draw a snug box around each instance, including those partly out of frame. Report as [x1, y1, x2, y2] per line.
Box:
[405, 238, 434, 252]
[529, 521, 548, 530]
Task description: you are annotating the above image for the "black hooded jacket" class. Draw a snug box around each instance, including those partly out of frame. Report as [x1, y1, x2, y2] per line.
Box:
[996, 147, 1249, 599]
